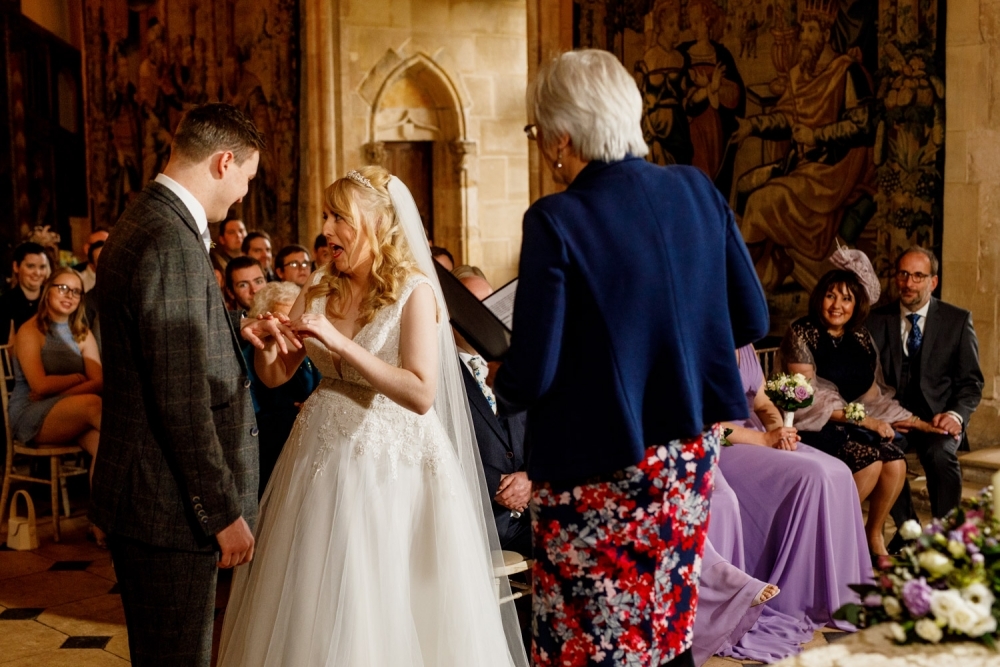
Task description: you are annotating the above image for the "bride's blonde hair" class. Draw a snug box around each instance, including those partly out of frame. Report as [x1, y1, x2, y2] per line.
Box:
[305, 166, 419, 325]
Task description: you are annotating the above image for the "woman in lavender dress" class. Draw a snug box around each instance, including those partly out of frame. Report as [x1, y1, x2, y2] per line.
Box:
[707, 345, 873, 663]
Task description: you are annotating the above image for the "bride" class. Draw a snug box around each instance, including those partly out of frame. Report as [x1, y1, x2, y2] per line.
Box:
[218, 167, 528, 667]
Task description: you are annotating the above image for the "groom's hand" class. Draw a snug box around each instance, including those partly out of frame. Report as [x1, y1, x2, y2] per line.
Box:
[242, 313, 301, 354]
[216, 516, 255, 568]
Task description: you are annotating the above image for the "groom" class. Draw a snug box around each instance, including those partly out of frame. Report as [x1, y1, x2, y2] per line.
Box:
[91, 104, 265, 667]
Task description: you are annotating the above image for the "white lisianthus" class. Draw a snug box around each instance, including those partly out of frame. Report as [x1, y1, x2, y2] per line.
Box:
[887, 622, 907, 643]
[970, 613, 998, 637]
[948, 600, 981, 635]
[899, 520, 922, 541]
[947, 539, 966, 558]
[930, 589, 964, 622]
[883, 595, 902, 619]
[919, 551, 954, 578]
[961, 583, 995, 619]
[914, 618, 943, 643]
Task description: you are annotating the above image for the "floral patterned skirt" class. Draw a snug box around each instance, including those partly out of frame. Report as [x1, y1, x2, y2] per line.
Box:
[530, 426, 720, 667]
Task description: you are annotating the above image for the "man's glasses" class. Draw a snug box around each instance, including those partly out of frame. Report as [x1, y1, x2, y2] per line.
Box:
[895, 270, 932, 284]
[50, 284, 83, 299]
[524, 124, 538, 141]
[282, 260, 310, 270]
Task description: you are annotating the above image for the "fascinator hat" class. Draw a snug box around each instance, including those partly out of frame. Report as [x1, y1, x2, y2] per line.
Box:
[828, 242, 880, 304]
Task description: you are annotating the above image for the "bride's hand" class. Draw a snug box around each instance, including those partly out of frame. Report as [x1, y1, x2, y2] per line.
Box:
[242, 313, 302, 354]
[293, 313, 348, 354]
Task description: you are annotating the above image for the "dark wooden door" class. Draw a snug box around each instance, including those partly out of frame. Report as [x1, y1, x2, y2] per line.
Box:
[382, 141, 434, 240]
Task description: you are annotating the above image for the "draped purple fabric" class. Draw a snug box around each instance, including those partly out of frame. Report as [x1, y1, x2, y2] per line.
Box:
[694, 346, 873, 664]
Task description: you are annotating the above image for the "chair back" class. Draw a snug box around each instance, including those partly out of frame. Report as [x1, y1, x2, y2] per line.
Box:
[0, 345, 14, 471]
[756, 346, 779, 379]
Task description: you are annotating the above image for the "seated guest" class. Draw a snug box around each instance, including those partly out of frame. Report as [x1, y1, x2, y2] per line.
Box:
[73, 228, 109, 293]
[869, 247, 983, 526]
[216, 215, 247, 261]
[244, 281, 321, 498]
[452, 264, 486, 281]
[243, 231, 275, 281]
[453, 271, 531, 556]
[704, 345, 873, 663]
[0, 242, 52, 345]
[10, 268, 103, 543]
[430, 245, 454, 272]
[274, 244, 312, 287]
[225, 256, 267, 318]
[313, 233, 331, 269]
[781, 250, 945, 555]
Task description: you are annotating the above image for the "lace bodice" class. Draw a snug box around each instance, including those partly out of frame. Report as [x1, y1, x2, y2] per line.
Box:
[295, 273, 448, 479]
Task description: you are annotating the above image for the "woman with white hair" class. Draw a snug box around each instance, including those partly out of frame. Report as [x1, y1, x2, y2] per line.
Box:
[495, 50, 769, 667]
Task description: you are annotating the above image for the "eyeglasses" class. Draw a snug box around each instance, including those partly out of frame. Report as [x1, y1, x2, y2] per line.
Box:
[50, 284, 83, 299]
[895, 270, 932, 284]
[524, 124, 538, 141]
[282, 260, 310, 270]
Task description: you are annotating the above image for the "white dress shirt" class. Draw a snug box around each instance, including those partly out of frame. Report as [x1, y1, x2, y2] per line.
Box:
[154, 173, 211, 252]
[899, 300, 963, 425]
[81, 265, 97, 293]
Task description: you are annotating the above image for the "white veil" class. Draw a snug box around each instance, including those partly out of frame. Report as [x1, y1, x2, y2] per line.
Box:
[387, 176, 530, 667]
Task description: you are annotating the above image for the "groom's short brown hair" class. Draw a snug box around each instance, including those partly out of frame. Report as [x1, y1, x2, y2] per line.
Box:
[171, 103, 266, 165]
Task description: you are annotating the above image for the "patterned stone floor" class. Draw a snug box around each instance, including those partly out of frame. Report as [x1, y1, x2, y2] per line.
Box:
[0, 499, 929, 666]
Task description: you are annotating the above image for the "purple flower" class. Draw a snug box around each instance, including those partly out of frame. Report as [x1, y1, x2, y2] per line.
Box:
[902, 578, 933, 617]
[863, 593, 883, 607]
[972, 553, 985, 566]
[793, 385, 810, 401]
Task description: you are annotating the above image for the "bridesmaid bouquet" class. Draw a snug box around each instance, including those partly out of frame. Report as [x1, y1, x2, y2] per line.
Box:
[835, 488, 1000, 647]
[845, 402, 867, 424]
[764, 373, 815, 427]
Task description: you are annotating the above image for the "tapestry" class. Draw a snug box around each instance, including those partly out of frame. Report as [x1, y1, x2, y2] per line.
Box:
[574, 0, 944, 334]
[83, 0, 300, 244]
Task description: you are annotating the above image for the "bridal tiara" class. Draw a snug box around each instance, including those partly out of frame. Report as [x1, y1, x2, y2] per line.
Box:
[346, 170, 375, 190]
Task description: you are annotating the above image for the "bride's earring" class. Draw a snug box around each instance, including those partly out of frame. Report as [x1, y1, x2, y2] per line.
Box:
[555, 150, 563, 170]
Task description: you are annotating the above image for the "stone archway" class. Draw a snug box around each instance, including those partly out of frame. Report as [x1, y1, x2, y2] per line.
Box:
[359, 50, 477, 264]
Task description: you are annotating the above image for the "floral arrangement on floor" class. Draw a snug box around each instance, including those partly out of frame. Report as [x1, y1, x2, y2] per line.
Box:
[834, 488, 1000, 647]
[845, 402, 867, 424]
[764, 373, 815, 427]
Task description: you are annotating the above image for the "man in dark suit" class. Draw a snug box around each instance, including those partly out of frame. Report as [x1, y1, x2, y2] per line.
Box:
[868, 246, 983, 525]
[453, 272, 531, 556]
[91, 104, 266, 667]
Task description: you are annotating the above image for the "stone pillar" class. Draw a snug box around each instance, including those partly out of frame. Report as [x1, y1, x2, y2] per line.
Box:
[450, 139, 478, 265]
[942, 0, 1000, 447]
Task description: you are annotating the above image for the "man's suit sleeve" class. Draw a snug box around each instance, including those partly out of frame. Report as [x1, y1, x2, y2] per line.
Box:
[494, 208, 568, 411]
[721, 196, 769, 346]
[136, 236, 243, 538]
[948, 310, 984, 425]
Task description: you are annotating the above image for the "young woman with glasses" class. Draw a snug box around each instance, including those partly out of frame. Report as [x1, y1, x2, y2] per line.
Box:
[9, 267, 104, 544]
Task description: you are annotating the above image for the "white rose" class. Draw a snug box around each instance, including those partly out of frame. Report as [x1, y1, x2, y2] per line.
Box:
[947, 539, 966, 558]
[914, 618, 943, 643]
[930, 589, 963, 622]
[919, 551, 954, 578]
[948, 600, 980, 635]
[961, 582, 995, 619]
[970, 613, 998, 637]
[887, 622, 907, 643]
[899, 520, 922, 541]
[883, 595, 902, 619]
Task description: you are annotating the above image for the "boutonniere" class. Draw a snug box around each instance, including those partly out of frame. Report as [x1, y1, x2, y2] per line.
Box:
[210, 242, 217, 249]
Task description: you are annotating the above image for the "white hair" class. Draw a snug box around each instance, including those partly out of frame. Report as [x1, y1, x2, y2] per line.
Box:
[249, 281, 302, 318]
[529, 49, 648, 163]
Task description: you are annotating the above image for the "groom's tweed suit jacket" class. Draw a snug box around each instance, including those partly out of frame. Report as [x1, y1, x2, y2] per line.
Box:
[91, 181, 259, 551]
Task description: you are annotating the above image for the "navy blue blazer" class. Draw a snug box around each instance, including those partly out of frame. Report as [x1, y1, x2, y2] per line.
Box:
[460, 362, 529, 546]
[494, 158, 769, 483]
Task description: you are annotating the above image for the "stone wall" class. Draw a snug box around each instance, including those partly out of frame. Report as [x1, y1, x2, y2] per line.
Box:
[943, 0, 1000, 448]
[308, 0, 529, 287]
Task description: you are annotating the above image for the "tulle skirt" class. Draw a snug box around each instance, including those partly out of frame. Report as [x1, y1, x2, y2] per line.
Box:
[217, 389, 517, 667]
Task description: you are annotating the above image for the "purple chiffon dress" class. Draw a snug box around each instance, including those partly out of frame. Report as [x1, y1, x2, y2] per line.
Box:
[702, 345, 872, 663]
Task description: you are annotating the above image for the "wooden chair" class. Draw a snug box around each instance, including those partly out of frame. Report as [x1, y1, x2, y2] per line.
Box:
[493, 550, 532, 605]
[756, 346, 780, 379]
[0, 344, 85, 542]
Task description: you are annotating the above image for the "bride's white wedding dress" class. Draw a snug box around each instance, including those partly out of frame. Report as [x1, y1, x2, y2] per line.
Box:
[218, 274, 517, 667]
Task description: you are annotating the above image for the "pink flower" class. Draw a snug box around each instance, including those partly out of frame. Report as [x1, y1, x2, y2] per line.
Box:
[793, 385, 810, 401]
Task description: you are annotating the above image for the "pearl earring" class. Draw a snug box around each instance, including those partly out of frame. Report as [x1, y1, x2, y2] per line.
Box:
[555, 150, 563, 170]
